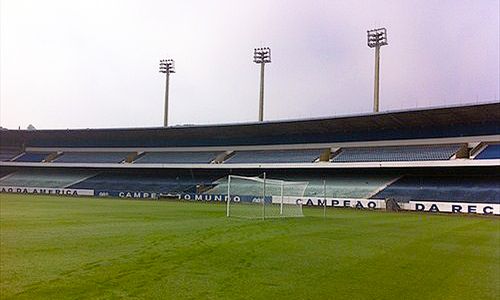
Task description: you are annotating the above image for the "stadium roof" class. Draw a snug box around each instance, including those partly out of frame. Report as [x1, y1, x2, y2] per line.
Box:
[1, 102, 499, 148]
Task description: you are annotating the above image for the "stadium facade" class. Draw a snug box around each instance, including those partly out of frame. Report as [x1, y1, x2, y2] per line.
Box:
[1, 102, 499, 215]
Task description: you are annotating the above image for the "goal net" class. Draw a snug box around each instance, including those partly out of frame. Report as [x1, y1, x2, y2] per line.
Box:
[225, 174, 307, 219]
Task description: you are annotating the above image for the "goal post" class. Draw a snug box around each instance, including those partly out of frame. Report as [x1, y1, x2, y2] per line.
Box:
[226, 173, 307, 219]
[226, 174, 231, 217]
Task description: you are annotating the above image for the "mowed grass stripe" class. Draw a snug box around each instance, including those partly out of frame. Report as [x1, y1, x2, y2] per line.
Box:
[1, 194, 498, 299]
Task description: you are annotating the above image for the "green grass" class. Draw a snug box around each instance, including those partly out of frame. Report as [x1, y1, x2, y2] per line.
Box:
[1, 194, 499, 299]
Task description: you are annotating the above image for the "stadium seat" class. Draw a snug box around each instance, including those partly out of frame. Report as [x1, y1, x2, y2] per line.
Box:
[371, 175, 500, 203]
[14, 152, 51, 162]
[133, 151, 220, 164]
[207, 174, 398, 198]
[0, 169, 13, 179]
[54, 152, 130, 163]
[0, 148, 21, 161]
[0, 169, 98, 188]
[225, 149, 321, 164]
[69, 172, 218, 194]
[475, 144, 500, 159]
[332, 144, 463, 162]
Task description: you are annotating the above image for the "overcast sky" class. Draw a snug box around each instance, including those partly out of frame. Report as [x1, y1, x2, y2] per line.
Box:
[0, 0, 499, 129]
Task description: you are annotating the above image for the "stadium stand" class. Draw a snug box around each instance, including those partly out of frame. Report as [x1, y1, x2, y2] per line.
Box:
[225, 149, 321, 164]
[0, 169, 97, 188]
[0, 169, 13, 179]
[371, 175, 500, 203]
[0, 103, 498, 214]
[54, 152, 129, 163]
[69, 171, 218, 194]
[206, 173, 399, 198]
[14, 152, 51, 162]
[332, 144, 464, 162]
[475, 144, 500, 159]
[0, 147, 21, 161]
[300, 175, 398, 198]
[134, 151, 220, 164]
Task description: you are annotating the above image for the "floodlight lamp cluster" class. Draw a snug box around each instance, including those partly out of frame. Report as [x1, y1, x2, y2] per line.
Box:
[159, 59, 175, 74]
[253, 47, 271, 64]
[367, 28, 388, 48]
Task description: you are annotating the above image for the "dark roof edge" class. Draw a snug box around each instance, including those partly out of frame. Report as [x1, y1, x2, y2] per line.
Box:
[3, 100, 500, 133]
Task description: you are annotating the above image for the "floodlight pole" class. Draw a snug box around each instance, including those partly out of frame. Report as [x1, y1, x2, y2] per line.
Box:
[159, 59, 175, 127]
[373, 46, 381, 113]
[367, 28, 388, 113]
[164, 73, 170, 126]
[259, 63, 265, 122]
[253, 47, 271, 122]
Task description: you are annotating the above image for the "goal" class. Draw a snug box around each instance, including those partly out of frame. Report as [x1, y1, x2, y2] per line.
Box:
[226, 173, 307, 219]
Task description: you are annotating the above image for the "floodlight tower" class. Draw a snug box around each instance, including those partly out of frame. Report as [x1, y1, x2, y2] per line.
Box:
[159, 59, 175, 127]
[367, 28, 388, 113]
[253, 47, 271, 122]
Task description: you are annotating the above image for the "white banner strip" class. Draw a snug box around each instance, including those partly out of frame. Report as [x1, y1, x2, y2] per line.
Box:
[0, 186, 94, 196]
[273, 196, 499, 215]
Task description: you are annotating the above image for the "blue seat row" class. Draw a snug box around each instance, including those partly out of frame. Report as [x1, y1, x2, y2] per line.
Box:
[0, 149, 21, 161]
[3, 144, 493, 164]
[475, 144, 500, 159]
[371, 175, 500, 203]
[14, 152, 51, 162]
[69, 172, 217, 194]
[332, 144, 462, 162]
[226, 149, 321, 164]
[54, 152, 129, 163]
[134, 152, 219, 164]
[0, 169, 97, 188]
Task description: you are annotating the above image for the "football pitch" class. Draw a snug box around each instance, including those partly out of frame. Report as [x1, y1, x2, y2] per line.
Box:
[1, 194, 499, 299]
